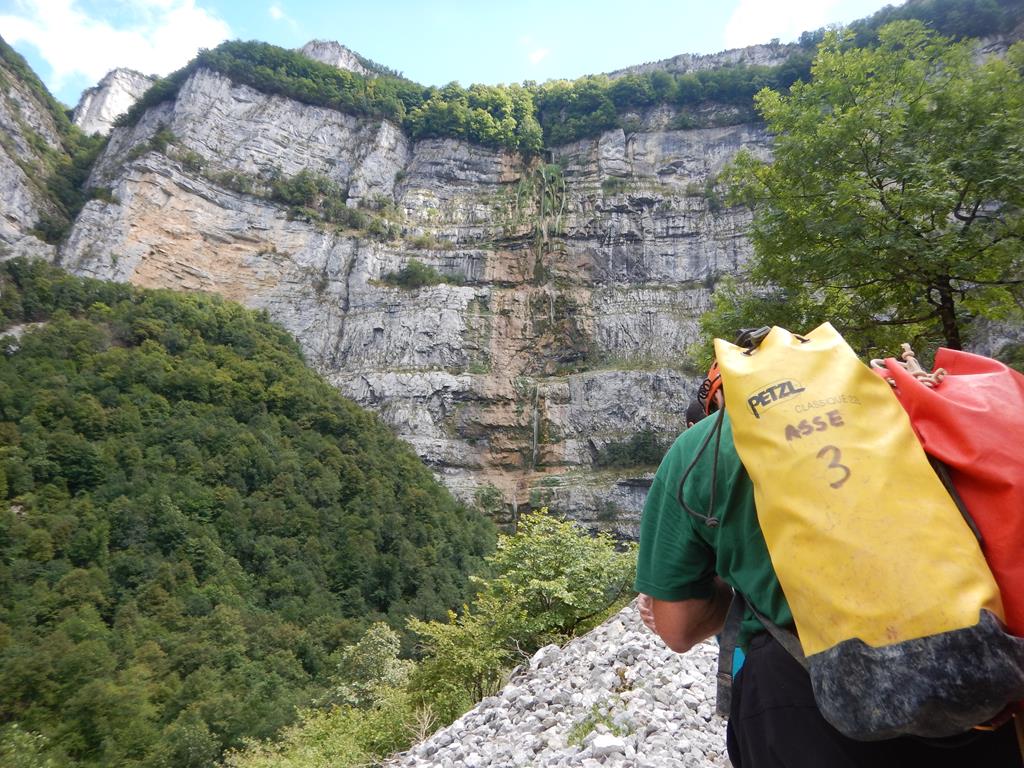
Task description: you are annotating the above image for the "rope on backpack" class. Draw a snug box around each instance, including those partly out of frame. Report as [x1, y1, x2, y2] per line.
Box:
[870, 343, 947, 389]
[675, 406, 727, 528]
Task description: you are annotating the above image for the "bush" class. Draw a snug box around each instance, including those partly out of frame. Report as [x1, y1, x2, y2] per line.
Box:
[30, 213, 70, 244]
[595, 431, 671, 468]
[382, 259, 450, 289]
[222, 694, 414, 768]
[408, 509, 636, 722]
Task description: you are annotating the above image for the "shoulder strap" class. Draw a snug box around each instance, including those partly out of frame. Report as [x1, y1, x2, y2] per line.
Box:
[715, 590, 744, 716]
[715, 590, 808, 717]
[745, 595, 807, 669]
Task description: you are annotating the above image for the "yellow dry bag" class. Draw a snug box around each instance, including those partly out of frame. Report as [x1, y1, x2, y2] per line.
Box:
[715, 323, 1024, 740]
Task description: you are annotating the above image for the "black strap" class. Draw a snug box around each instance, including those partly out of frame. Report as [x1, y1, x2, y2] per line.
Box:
[676, 406, 728, 528]
[745, 596, 808, 669]
[715, 591, 808, 717]
[715, 591, 808, 719]
[715, 590, 745, 716]
[928, 455, 983, 546]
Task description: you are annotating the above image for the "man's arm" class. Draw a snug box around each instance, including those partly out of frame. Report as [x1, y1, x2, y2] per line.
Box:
[650, 578, 732, 653]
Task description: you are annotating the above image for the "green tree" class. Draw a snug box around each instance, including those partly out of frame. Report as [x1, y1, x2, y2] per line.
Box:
[479, 510, 636, 645]
[323, 622, 413, 708]
[0, 723, 60, 768]
[407, 592, 519, 721]
[717, 22, 1024, 356]
[407, 509, 636, 721]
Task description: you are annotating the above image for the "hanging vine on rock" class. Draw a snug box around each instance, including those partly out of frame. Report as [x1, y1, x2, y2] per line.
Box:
[514, 162, 567, 284]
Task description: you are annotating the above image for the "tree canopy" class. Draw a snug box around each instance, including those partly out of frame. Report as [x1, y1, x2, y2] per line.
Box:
[0, 259, 494, 767]
[710, 21, 1024, 357]
[848, 0, 1024, 45]
[224, 509, 637, 768]
[109, 2, 1024, 158]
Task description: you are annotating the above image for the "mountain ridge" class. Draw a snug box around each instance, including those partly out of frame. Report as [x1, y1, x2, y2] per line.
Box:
[3, 2, 1023, 534]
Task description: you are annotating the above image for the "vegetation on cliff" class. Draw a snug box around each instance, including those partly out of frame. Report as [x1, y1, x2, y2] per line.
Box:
[0, 259, 495, 767]
[381, 259, 466, 289]
[705, 21, 1024, 359]
[848, 0, 1023, 44]
[115, 41, 544, 154]
[111, 0, 1023, 156]
[0, 36, 108, 244]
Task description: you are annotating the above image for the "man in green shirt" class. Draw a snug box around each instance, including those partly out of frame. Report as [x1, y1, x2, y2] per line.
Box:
[634, 367, 1023, 767]
[635, 407, 792, 654]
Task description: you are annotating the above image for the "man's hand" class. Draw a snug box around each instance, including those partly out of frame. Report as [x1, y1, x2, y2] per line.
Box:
[638, 593, 657, 633]
[649, 578, 733, 654]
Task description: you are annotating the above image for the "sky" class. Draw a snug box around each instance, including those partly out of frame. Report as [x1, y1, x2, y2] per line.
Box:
[1, 0, 905, 108]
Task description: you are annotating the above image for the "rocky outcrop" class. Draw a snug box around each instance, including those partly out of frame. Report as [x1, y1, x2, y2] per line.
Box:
[0, 147, 54, 260]
[299, 40, 372, 77]
[64, 152, 356, 361]
[0, 51, 59, 260]
[89, 69, 408, 191]
[29, 32, 1024, 531]
[72, 68, 155, 136]
[59, 62, 771, 531]
[386, 600, 729, 768]
[609, 42, 797, 78]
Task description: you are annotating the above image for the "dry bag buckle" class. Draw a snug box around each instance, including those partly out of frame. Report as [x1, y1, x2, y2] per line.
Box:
[735, 326, 771, 351]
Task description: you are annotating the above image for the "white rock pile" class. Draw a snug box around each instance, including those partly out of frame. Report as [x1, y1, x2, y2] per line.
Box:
[387, 600, 730, 767]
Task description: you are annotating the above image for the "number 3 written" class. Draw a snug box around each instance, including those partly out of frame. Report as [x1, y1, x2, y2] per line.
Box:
[816, 445, 851, 489]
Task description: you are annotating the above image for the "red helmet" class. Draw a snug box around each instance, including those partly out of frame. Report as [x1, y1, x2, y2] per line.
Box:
[699, 361, 723, 415]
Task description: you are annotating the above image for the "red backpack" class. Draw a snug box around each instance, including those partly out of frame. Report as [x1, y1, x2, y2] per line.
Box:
[872, 347, 1024, 637]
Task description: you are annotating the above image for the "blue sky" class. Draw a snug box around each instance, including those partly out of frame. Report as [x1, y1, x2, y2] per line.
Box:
[1, 0, 904, 107]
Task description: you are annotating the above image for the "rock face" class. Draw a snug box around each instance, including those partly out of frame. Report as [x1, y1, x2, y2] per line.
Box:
[298, 40, 372, 76]
[0, 50, 59, 260]
[609, 41, 797, 78]
[55, 62, 771, 532]
[386, 600, 729, 768]
[49, 59, 775, 532]
[72, 68, 156, 136]
[13, 31, 1023, 532]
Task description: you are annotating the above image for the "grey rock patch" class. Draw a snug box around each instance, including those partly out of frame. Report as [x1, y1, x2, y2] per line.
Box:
[73, 69, 156, 136]
[385, 599, 730, 767]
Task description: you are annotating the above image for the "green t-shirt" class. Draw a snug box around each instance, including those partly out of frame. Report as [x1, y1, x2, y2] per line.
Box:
[634, 411, 793, 649]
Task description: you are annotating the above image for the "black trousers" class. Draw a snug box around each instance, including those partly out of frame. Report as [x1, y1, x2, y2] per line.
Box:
[726, 632, 1023, 768]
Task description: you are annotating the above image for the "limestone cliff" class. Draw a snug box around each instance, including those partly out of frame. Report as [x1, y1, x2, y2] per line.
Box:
[0, 49, 60, 261]
[609, 41, 796, 78]
[72, 68, 156, 136]
[55, 63, 771, 533]
[298, 40, 373, 77]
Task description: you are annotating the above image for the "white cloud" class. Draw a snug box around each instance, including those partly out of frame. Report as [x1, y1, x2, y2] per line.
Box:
[267, 3, 298, 29]
[528, 48, 550, 65]
[517, 34, 550, 66]
[0, 0, 231, 94]
[724, 0, 839, 49]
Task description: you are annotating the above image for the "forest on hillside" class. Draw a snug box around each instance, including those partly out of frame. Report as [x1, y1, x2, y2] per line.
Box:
[0, 262, 635, 768]
[0, 259, 496, 766]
